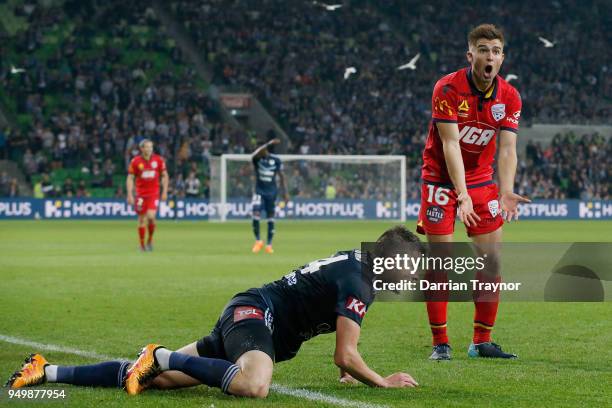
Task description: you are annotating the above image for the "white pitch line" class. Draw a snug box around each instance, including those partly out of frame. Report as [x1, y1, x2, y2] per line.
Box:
[0, 334, 122, 361]
[0, 334, 389, 408]
[270, 384, 389, 408]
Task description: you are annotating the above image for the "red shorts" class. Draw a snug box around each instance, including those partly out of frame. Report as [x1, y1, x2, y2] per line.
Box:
[135, 196, 159, 215]
[416, 181, 503, 237]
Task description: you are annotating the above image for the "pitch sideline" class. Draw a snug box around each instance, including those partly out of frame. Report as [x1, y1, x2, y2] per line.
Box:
[0, 334, 389, 408]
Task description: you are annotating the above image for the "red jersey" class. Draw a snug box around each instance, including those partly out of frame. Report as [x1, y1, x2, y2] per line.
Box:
[422, 67, 522, 185]
[128, 154, 166, 198]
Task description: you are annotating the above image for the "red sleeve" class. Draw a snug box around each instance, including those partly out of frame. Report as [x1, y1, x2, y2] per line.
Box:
[128, 158, 137, 175]
[159, 157, 167, 172]
[431, 80, 458, 123]
[501, 88, 522, 133]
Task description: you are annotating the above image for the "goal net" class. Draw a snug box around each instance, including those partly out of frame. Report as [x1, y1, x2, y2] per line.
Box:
[209, 155, 406, 221]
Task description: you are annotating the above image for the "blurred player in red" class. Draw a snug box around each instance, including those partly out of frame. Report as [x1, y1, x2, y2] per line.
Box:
[417, 24, 530, 360]
[126, 139, 169, 251]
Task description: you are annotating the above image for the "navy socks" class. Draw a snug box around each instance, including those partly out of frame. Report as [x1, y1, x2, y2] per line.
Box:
[168, 352, 240, 394]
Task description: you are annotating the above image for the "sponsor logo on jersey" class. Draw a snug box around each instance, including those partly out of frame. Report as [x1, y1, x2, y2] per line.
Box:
[491, 103, 506, 121]
[513, 110, 521, 119]
[506, 117, 518, 125]
[345, 297, 367, 318]
[234, 306, 264, 322]
[426, 205, 444, 223]
[458, 100, 470, 117]
[141, 170, 156, 179]
[284, 271, 297, 285]
[488, 200, 500, 217]
[458, 126, 496, 146]
[434, 97, 454, 116]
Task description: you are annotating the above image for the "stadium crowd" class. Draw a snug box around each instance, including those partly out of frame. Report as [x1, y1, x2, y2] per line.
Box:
[172, 0, 610, 199]
[1, 1, 248, 198]
[516, 133, 610, 200]
[0, 0, 609, 200]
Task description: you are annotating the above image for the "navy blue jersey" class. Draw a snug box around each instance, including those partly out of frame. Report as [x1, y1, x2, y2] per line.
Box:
[253, 154, 282, 196]
[255, 250, 375, 361]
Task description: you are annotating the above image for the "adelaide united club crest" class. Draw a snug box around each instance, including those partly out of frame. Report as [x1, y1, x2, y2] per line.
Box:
[491, 103, 506, 121]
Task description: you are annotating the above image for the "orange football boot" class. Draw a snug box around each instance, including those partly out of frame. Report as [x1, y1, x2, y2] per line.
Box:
[6, 354, 48, 388]
[252, 240, 264, 253]
[124, 344, 163, 395]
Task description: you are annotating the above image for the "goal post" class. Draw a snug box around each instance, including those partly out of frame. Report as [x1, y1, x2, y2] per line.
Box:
[210, 154, 406, 222]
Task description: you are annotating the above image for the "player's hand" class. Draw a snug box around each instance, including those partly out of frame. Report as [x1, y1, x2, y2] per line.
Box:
[339, 373, 358, 385]
[383, 372, 419, 388]
[500, 191, 531, 222]
[457, 191, 481, 227]
[269, 138, 281, 145]
[161, 192, 168, 201]
[127, 195, 135, 206]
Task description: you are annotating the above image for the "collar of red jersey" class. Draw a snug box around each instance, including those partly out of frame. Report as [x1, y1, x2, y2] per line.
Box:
[466, 67, 498, 99]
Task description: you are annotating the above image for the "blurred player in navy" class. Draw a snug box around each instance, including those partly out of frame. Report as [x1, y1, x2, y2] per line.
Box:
[418, 24, 530, 360]
[7, 226, 421, 397]
[251, 138, 288, 254]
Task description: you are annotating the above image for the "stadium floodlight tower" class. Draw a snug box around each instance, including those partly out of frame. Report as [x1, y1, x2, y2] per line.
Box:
[210, 154, 407, 222]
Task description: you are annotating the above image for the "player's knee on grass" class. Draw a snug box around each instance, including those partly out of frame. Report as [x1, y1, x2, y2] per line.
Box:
[227, 350, 273, 398]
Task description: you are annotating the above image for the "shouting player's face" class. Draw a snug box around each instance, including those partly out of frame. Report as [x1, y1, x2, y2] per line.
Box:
[467, 39, 504, 91]
[140, 141, 153, 159]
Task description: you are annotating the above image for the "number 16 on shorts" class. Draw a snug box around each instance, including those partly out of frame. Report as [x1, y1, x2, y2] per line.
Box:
[417, 183, 455, 234]
[426, 184, 451, 205]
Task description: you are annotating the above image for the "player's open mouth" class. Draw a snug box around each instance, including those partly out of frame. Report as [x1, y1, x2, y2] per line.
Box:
[484, 64, 494, 78]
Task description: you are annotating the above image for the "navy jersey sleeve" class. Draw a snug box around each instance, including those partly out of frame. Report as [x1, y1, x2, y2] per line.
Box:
[334, 253, 374, 326]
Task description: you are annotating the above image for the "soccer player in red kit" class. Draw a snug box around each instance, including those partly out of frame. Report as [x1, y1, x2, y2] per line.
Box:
[126, 139, 169, 251]
[417, 24, 530, 360]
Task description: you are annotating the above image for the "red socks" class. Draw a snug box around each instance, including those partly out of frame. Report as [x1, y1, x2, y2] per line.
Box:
[426, 272, 501, 345]
[138, 222, 156, 249]
[427, 302, 449, 345]
[147, 221, 155, 244]
[425, 268, 449, 345]
[138, 226, 146, 249]
[473, 271, 501, 344]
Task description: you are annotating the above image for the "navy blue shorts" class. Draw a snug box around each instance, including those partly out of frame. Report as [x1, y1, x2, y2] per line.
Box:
[196, 291, 276, 362]
[251, 193, 276, 218]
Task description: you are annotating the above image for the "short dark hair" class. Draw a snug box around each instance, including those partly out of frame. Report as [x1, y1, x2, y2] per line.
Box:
[468, 24, 504, 47]
[373, 225, 424, 258]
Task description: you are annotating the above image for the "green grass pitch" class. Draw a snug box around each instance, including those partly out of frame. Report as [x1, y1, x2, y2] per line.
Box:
[0, 220, 610, 407]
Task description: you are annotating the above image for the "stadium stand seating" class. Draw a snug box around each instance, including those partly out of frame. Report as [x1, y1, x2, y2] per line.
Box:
[0, 0, 609, 199]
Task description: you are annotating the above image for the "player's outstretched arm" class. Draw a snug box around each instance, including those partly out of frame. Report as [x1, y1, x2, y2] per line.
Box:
[498, 130, 530, 221]
[252, 138, 280, 159]
[126, 174, 135, 206]
[437, 122, 481, 227]
[334, 316, 418, 388]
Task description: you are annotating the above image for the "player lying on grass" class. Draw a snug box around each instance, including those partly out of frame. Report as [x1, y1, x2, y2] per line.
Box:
[6, 226, 420, 397]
